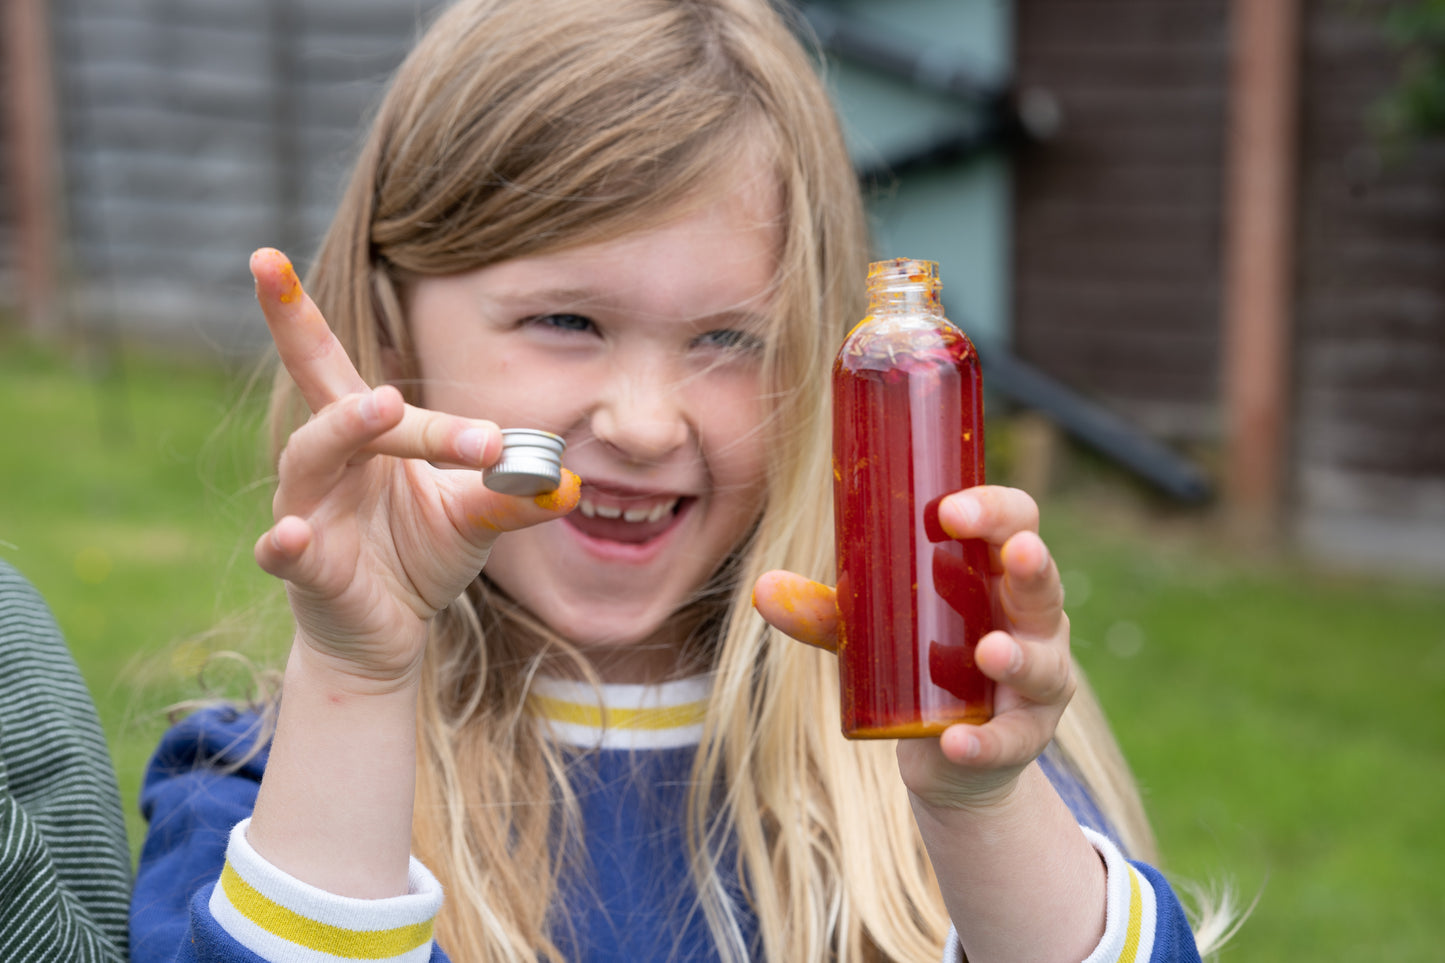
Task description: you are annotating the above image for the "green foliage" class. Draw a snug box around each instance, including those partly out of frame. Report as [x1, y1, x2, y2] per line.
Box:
[3, 333, 1443, 958]
[1377, 0, 1445, 148]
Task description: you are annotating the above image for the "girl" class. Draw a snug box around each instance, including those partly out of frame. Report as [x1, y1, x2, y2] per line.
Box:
[131, 1, 1227, 960]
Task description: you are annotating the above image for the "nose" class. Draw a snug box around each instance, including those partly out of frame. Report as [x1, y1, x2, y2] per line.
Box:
[589, 356, 692, 464]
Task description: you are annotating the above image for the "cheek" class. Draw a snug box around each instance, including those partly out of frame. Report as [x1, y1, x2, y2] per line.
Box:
[702, 383, 770, 494]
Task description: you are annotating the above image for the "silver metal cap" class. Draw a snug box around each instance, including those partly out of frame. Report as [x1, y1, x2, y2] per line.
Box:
[483, 429, 566, 495]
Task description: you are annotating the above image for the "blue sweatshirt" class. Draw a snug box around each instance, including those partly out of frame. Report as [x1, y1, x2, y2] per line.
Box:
[130, 677, 1200, 962]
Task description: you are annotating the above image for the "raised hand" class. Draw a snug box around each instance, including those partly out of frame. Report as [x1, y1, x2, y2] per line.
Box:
[753, 485, 1073, 809]
[249, 248, 579, 690]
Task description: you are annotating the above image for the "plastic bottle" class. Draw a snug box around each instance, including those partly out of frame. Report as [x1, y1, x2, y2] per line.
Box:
[832, 257, 994, 738]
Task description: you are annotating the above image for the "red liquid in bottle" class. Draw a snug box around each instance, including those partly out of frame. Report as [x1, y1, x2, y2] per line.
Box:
[832, 259, 994, 739]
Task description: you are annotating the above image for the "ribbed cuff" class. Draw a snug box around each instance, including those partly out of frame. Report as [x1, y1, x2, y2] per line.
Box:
[207, 818, 443, 963]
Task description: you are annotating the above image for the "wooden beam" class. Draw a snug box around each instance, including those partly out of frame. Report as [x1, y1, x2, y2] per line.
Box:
[1221, 0, 1302, 535]
[3, 0, 62, 335]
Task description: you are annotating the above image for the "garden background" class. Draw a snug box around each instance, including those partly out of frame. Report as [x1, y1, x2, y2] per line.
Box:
[5, 0, 1445, 959]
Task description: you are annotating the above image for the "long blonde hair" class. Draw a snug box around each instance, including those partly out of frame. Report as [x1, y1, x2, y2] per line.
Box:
[266, 0, 1205, 959]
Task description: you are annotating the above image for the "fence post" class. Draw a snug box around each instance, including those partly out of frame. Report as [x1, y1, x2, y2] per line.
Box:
[4, 0, 62, 336]
[1222, 0, 1302, 539]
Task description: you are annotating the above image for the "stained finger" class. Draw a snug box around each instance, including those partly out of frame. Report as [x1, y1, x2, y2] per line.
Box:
[450, 467, 582, 540]
[251, 247, 370, 412]
[751, 571, 839, 652]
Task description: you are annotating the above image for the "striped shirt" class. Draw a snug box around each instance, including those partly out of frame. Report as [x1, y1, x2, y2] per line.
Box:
[0, 559, 132, 962]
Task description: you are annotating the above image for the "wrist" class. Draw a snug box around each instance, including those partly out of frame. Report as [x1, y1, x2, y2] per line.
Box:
[288, 630, 426, 698]
[908, 763, 1032, 832]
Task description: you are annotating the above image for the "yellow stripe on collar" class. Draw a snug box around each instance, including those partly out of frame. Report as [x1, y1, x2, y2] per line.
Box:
[529, 693, 707, 731]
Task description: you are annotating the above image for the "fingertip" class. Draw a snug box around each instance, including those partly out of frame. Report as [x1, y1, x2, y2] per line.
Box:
[250, 248, 304, 305]
[256, 516, 311, 575]
[975, 630, 1022, 679]
[1002, 530, 1051, 578]
[939, 724, 983, 764]
[533, 468, 581, 513]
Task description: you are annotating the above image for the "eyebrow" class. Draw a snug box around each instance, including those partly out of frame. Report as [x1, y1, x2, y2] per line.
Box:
[490, 286, 774, 330]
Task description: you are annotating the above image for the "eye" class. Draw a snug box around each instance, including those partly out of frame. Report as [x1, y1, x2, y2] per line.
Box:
[693, 328, 765, 354]
[527, 313, 597, 334]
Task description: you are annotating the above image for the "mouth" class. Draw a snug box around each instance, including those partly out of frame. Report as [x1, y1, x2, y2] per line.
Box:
[564, 484, 691, 546]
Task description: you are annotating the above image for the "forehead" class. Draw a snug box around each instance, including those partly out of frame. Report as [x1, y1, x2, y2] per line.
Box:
[475, 162, 784, 323]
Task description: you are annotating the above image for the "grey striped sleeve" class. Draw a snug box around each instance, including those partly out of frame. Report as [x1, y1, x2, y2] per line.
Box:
[0, 559, 131, 963]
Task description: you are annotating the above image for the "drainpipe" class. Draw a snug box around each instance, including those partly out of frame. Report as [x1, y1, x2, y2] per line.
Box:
[1222, 0, 1302, 538]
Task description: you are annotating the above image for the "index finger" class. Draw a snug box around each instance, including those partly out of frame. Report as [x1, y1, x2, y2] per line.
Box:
[251, 247, 370, 412]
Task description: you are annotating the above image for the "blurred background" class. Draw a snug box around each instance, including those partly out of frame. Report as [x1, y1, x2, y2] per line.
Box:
[3, 0, 1444, 957]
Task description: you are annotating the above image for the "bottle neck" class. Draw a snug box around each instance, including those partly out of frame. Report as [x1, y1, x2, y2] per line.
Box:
[865, 257, 943, 318]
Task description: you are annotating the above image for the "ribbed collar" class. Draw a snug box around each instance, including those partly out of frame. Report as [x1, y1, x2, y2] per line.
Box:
[529, 675, 712, 750]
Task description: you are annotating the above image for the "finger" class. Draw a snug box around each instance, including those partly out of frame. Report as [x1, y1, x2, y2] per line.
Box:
[974, 628, 1075, 708]
[751, 571, 838, 652]
[366, 402, 503, 468]
[452, 467, 582, 538]
[274, 387, 405, 515]
[936, 486, 1040, 545]
[996, 529, 1065, 639]
[254, 514, 316, 584]
[937, 700, 1065, 770]
[251, 247, 370, 412]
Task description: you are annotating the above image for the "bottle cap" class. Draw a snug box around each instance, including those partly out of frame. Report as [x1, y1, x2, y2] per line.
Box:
[483, 429, 566, 495]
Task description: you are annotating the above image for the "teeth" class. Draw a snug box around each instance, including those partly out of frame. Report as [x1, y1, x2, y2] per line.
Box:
[577, 497, 679, 523]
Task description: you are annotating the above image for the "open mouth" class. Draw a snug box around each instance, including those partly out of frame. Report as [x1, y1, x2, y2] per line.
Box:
[565, 487, 691, 545]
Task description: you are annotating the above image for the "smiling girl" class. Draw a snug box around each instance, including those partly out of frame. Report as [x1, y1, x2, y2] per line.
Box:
[129, 1, 1228, 961]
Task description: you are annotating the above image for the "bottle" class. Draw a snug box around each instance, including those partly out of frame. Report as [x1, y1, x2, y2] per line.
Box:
[832, 258, 994, 739]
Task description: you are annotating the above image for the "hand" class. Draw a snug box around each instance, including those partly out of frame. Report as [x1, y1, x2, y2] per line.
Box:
[249, 248, 580, 691]
[752, 485, 1072, 813]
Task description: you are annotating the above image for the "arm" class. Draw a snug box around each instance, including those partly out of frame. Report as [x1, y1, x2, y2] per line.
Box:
[0, 561, 131, 963]
[241, 249, 577, 897]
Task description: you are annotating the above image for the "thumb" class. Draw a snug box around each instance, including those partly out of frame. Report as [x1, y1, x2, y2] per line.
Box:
[460, 467, 581, 539]
[752, 570, 839, 653]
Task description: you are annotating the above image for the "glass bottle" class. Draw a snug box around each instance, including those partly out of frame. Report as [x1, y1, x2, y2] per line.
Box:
[832, 258, 994, 738]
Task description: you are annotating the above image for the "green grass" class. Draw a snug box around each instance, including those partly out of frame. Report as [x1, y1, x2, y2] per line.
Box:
[3, 329, 1443, 959]
[0, 331, 289, 857]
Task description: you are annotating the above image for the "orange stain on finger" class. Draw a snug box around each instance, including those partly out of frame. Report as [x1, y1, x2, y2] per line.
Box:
[534, 469, 581, 513]
[277, 260, 303, 304]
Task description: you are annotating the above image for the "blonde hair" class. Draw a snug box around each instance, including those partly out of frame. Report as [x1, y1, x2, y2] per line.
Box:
[265, 0, 1222, 958]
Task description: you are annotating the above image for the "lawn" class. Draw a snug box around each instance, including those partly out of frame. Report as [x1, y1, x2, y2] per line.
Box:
[2, 329, 1442, 959]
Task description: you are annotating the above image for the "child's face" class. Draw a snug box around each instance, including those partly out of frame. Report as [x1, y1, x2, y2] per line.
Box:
[405, 166, 780, 680]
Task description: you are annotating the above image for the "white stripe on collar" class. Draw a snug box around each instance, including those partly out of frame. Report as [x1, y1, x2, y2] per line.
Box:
[529, 675, 712, 750]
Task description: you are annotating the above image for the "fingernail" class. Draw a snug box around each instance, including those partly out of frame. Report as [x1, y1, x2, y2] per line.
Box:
[1007, 640, 1024, 675]
[941, 494, 981, 539]
[457, 428, 488, 465]
[359, 391, 379, 423]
